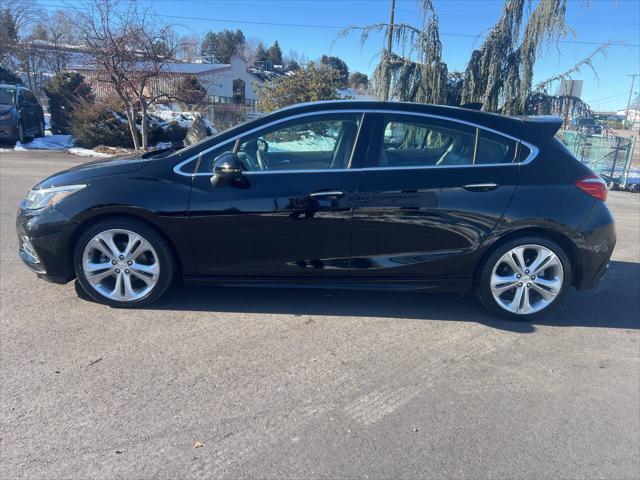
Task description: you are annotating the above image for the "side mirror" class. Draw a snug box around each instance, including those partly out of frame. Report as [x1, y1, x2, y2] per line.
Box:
[213, 152, 244, 180]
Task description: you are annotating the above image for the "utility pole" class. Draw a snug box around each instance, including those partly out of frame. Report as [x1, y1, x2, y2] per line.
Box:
[382, 0, 396, 101]
[624, 74, 638, 130]
[563, 80, 575, 130]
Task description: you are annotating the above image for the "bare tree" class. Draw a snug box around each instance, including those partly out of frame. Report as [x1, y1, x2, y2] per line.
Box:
[74, 0, 181, 149]
[177, 33, 201, 63]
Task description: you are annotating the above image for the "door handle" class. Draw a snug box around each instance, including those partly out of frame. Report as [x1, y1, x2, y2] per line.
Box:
[462, 183, 499, 192]
[309, 190, 345, 200]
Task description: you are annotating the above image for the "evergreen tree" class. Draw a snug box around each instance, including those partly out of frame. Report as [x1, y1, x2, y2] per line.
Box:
[200, 29, 246, 63]
[320, 55, 349, 87]
[43, 71, 94, 134]
[267, 40, 283, 67]
[254, 41, 268, 68]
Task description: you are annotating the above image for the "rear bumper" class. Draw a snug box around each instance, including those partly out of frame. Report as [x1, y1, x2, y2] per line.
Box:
[575, 202, 616, 290]
[16, 203, 78, 284]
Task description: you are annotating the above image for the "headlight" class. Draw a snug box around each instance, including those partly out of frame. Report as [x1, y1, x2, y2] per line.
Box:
[25, 184, 86, 210]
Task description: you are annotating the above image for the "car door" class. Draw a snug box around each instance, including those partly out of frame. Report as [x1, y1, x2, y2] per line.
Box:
[18, 90, 36, 133]
[351, 112, 526, 280]
[23, 90, 41, 131]
[187, 111, 371, 278]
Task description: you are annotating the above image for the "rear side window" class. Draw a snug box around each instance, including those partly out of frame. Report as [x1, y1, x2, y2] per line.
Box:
[475, 129, 518, 164]
[378, 115, 476, 167]
[375, 114, 523, 168]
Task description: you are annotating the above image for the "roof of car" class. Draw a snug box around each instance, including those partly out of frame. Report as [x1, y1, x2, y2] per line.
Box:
[261, 100, 563, 143]
[0, 83, 27, 89]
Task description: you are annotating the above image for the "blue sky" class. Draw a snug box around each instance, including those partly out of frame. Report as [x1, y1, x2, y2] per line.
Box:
[39, 0, 640, 111]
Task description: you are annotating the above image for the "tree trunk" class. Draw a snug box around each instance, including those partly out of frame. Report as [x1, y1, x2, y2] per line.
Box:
[140, 99, 149, 149]
[123, 101, 140, 150]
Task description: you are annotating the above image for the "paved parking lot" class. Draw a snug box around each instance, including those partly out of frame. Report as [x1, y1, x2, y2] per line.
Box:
[1, 150, 639, 479]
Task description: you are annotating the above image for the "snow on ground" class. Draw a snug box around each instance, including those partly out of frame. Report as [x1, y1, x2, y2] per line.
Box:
[269, 134, 336, 152]
[5, 134, 115, 157]
[67, 147, 113, 158]
[15, 135, 74, 151]
[152, 105, 215, 133]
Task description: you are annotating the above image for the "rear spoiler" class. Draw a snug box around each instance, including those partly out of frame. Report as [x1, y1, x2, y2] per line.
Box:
[516, 116, 563, 142]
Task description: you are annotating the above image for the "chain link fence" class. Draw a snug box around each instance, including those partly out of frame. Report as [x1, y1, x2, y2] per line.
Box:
[558, 131, 638, 189]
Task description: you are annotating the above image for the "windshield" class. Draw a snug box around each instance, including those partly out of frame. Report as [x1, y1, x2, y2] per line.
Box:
[0, 87, 16, 105]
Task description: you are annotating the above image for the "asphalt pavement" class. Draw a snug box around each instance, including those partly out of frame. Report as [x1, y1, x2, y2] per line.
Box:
[1, 150, 639, 479]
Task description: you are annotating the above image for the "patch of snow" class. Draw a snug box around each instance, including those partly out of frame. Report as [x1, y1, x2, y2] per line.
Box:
[154, 141, 174, 149]
[269, 133, 336, 152]
[15, 135, 74, 150]
[68, 147, 113, 158]
[151, 106, 215, 135]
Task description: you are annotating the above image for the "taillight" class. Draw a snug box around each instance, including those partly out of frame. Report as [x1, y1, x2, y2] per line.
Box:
[576, 174, 608, 201]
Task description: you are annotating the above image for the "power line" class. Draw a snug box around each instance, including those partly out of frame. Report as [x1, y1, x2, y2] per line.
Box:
[585, 91, 630, 103]
[64, 0, 640, 26]
[35, 2, 640, 46]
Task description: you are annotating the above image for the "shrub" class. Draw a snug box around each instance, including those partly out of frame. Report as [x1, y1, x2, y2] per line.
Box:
[44, 72, 94, 134]
[70, 98, 134, 149]
[210, 104, 246, 133]
[0, 66, 23, 85]
[257, 63, 344, 112]
[175, 76, 207, 108]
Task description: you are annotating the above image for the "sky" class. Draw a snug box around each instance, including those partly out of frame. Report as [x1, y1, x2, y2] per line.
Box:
[37, 0, 640, 111]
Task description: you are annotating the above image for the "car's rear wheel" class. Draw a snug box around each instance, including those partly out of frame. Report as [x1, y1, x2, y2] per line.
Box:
[74, 218, 175, 307]
[477, 236, 572, 319]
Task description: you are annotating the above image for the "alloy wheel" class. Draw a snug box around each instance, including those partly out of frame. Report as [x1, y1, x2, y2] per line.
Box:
[490, 244, 564, 315]
[81, 229, 160, 302]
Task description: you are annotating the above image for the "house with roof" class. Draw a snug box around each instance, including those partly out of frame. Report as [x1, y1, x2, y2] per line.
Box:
[67, 55, 264, 114]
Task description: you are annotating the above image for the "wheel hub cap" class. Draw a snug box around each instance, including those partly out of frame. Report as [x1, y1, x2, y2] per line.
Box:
[490, 244, 564, 315]
[81, 228, 160, 302]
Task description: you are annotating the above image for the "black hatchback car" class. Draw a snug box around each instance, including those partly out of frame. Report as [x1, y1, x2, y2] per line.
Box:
[17, 101, 615, 319]
[0, 84, 46, 144]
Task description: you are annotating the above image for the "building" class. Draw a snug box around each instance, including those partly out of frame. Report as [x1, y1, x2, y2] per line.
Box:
[67, 55, 264, 115]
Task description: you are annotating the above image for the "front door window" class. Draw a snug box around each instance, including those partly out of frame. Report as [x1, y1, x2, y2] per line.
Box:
[235, 114, 362, 171]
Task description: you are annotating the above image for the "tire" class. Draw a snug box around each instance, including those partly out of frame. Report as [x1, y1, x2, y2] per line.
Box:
[74, 217, 175, 308]
[477, 236, 572, 320]
[17, 121, 27, 144]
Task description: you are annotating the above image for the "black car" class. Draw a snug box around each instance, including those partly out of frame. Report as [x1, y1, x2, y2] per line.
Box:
[0, 83, 46, 144]
[16, 101, 615, 319]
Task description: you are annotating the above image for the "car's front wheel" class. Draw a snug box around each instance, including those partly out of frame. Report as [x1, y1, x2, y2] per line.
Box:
[74, 218, 175, 307]
[17, 121, 27, 144]
[477, 236, 572, 319]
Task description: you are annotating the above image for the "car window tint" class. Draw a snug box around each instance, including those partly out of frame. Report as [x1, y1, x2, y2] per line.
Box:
[475, 129, 518, 164]
[377, 116, 476, 167]
[23, 90, 37, 104]
[236, 113, 362, 171]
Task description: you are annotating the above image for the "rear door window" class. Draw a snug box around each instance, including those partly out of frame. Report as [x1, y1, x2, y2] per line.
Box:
[374, 114, 522, 167]
[378, 115, 476, 167]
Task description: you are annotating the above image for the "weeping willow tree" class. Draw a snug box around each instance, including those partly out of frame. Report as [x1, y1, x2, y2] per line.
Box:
[341, 0, 608, 116]
[339, 0, 448, 104]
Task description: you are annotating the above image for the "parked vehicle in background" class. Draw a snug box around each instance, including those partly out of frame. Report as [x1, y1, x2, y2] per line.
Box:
[16, 101, 616, 319]
[0, 84, 46, 144]
[569, 116, 603, 135]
